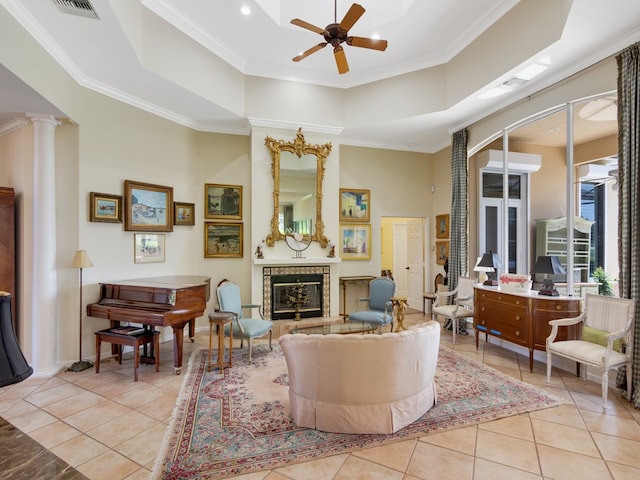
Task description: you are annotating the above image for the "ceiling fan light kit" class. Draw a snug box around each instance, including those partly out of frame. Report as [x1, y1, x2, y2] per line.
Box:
[291, 2, 388, 74]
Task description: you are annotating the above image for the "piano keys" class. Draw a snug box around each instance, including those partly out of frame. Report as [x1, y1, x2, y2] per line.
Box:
[87, 275, 210, 374]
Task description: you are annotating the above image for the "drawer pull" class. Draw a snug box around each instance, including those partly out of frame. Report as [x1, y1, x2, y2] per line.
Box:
[556, 305, 562, 310]
[516, 300, 520, 305]
[515, 315, 520, 321]
[481, 307, 485, 312]
[515, 330, 520, 337]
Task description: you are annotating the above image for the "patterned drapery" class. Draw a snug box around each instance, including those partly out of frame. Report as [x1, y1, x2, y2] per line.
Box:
[445, 129, 469, 335]
[615, 41, 640, 408]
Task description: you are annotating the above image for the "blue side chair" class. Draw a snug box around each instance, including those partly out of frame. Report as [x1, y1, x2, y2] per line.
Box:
[216, 279, 273, 363]
[347, 277, 396, 333]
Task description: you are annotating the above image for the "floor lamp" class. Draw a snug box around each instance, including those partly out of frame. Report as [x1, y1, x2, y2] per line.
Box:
[68, 250, 94, 372]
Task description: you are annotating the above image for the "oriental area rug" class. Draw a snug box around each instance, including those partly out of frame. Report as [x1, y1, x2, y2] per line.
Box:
[153, 344, 564, 480]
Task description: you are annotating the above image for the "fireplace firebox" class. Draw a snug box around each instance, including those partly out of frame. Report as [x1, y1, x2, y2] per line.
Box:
[271, 274, 322, 320]
[263, 266, 330, 320]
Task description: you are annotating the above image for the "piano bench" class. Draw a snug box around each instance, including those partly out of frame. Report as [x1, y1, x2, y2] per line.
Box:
[95, 328, 160, 381]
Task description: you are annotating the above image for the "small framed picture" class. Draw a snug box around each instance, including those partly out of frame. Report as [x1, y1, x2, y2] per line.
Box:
[124, 180, 173, 232]
[436, 214, 450, 239]
[173, 202, 195, 226]
[89, 192, 122, 223]
[205, 183, 242, 220]
[436, 240, 449, 265]
[339, 188, 370, 222]
[134, 233, 165, 263]
[339, 223, 371, 260]
[204, 222, 243, 258]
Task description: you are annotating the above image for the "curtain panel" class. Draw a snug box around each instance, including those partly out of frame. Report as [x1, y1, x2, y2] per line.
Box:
[444, 129, 469, 335]
[615, 41, 640, 408]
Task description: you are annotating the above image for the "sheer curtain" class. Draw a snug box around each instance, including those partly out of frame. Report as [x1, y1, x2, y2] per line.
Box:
[449, 129, 468, 292]
[615, 41, 640, 408]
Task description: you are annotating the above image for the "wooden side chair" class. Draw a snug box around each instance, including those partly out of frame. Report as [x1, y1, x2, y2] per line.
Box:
[423, 273, 444, 317]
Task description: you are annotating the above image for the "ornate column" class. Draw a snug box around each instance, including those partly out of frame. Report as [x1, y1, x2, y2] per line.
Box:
[29, 115, 59, 375]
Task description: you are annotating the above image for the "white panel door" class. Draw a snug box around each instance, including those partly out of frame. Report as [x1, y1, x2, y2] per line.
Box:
[392, 222, 408, 298]
[407, 218, 424, 310]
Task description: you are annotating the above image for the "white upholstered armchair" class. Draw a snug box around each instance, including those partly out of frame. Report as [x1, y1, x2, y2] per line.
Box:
[432, 276, 475, 344]
[546, 294, 635, 411]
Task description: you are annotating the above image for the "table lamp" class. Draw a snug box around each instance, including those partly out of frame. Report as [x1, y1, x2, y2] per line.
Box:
[68, 250, 94, 372]
[473, 256, 494, 284]
[477, 251, 501, 286]
[532, 255, 566, 296]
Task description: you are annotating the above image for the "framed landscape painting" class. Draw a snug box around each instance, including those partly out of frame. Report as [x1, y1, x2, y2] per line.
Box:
[134, 233, 165, 263]
[205, 183, 242, 220]
[89, 192, 122, 223]
[174, 202, 195, 226]
[339, 188, 370, 222]
[124, 180, 173, 232]
[339, 224, 371, 260]
[204, 222, 243, 258]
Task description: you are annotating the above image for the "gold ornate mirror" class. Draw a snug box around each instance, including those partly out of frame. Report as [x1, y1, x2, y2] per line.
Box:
[265, 128, 332, 247]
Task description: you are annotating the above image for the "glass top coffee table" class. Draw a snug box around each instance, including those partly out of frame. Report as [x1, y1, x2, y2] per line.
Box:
[290, 321, 376, 335]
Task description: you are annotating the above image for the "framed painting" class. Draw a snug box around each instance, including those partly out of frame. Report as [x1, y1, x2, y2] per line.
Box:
[124, 180, 173, 232]
[436, 214, 450, 239]
[205, 183, 242, 220]
[339, 188, 370, 222]
[339, 223, 371, 260]
[134, 233, 165, 263]
[204, 222, 243, 258]
[89, 192, 122, 223]
[174, 202, 195, 226]
[436, 240, 449, 265]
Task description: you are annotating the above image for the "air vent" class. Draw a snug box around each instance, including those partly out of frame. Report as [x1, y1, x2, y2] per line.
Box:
[52, 0, 98, 19]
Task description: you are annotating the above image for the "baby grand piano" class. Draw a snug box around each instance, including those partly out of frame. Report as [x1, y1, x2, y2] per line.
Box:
[87, 275, 210, 374]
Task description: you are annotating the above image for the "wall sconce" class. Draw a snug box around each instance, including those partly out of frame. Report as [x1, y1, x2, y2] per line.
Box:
[477, 251, 501, 286]
[532, 255, 566, 296]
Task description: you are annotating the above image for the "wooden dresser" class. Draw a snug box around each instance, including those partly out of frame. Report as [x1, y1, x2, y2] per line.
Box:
[474, 285, 581, 370]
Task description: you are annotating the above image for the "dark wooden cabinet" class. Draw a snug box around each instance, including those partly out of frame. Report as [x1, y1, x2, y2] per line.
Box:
[0, 187, 16, 332]
[474, 285, 580, 370]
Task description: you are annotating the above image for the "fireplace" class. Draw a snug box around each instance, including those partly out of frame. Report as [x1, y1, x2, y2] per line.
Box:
[263, 266, 330, 320]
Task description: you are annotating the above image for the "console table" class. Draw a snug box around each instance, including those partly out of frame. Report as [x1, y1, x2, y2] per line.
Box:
[474, 285, 581, 371]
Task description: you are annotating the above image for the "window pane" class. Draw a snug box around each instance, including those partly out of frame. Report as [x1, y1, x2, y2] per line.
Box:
[485, 206, 498, 253]
[482, 173, 521, 199]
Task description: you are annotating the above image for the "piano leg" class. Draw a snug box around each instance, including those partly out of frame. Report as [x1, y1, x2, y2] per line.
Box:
[171, 320, 193, 375]
[188, 319, 195, 342]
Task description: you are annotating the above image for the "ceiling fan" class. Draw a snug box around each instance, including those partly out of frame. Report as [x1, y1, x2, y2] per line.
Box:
[290, 1, 388, 74]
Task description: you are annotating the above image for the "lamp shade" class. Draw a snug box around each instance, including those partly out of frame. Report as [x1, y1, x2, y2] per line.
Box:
[72, 250, 94, 269]
[478, 251, 502, 269]
[473, 256, 494, 272]
[532, 255, 566, 275]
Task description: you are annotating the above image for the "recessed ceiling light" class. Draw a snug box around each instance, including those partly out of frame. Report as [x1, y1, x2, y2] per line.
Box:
[241, 6, 251, 15]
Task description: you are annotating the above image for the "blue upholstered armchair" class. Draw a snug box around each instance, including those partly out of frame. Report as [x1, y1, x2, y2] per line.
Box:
[348, 277, 396, 333]
[216, 279, 273, 362]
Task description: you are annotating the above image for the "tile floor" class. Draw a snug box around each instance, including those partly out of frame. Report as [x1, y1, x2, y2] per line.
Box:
[1, 311, 640, 480]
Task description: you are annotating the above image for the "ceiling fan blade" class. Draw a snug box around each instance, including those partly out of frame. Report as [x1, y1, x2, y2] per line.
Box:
[334, 46, 349, 74]
[339, 3, 365, 32]
[347, 36, 388, 51]
[292, 43, 327, 62]
[291, 18, 327, 35]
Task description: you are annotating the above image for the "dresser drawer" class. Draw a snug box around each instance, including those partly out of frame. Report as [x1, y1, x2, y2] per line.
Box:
[482, 317, 527, 346]
[476, 289, 529, 309]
